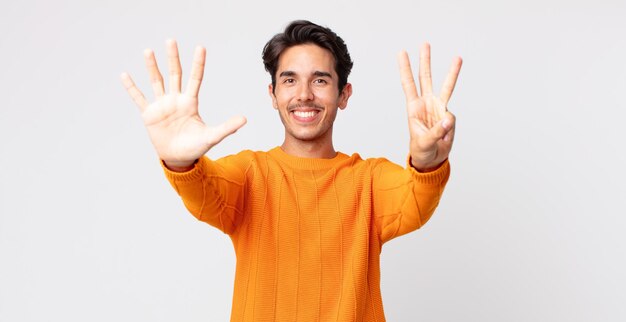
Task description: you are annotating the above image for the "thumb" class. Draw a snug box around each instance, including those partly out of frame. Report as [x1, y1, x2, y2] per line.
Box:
[429, 113, 455, 143]
[207, 115, 248, 146]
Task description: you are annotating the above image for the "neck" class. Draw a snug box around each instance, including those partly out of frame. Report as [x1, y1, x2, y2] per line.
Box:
[281, 138, 337, 159]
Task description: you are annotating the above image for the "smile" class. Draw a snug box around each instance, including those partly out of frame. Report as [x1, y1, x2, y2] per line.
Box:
[291, 109, 320, 122]
[294, 111, 317, 118]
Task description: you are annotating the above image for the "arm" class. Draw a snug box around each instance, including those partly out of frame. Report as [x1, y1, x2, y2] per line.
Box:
[120, 39, 247, 171]
[162, 155, 251, 234]
[374, 44, 462, 243]
[373, 158, 450, 244]
[121, 40, 249, 233]
[398, 43, 462, 172]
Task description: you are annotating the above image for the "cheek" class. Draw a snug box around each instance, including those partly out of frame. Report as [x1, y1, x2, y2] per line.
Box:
[313, 88, 340, 103]
[274, 89, 294, 105]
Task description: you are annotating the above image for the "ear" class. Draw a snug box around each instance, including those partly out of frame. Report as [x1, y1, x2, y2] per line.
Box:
[268, 84, 278, 110]
[338, 83, 353, 110]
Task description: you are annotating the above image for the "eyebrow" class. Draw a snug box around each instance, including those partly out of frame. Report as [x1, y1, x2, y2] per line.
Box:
[313, 71, 332, 78]
[279, 71, 296, 77]
[278, 70, 332, 78]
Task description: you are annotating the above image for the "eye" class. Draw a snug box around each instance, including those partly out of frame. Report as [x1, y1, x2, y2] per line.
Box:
[283, 78, 295, 84]
[313, 79, 327, 85]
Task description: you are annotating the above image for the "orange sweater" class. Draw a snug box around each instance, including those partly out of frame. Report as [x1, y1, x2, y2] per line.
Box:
[164, 147, 450, 322]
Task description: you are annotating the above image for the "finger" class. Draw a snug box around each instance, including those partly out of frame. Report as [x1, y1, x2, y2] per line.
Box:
[418, 42, 433, 96]
[207, 116, 247, 146]
[166, 39, 183, 94]
[185, 46, 206, 98]
[120, 72, 148, 112]
[144, 49, 165, 97]
[397, 50, 419, 102]
[440, 56, 463, 107]
[431, 96, 447, 126]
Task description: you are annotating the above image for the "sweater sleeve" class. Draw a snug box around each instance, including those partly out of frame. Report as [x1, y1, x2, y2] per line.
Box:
[162, 153, 252, 235]
[372, 157, 450, 244]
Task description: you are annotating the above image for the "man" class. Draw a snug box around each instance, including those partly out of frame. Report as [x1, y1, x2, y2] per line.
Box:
[121, 20, 461, 322]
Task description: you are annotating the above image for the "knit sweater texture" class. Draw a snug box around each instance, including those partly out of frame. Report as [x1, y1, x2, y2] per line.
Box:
[163, 147, 450, 322]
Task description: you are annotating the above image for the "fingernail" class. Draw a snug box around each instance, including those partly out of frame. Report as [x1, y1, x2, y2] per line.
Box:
[441, 119, 450, 129]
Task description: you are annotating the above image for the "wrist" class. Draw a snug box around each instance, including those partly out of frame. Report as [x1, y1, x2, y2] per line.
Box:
[410, 158, 445, 173]
[163, 160, 197, 172]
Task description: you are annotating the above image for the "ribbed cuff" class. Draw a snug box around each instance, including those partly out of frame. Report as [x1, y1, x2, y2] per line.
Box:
[161, 157, 212, 183]
[406, 156, 450, 185]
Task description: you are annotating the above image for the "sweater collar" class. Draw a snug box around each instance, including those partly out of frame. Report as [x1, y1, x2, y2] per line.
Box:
[268, 146, 350, 170]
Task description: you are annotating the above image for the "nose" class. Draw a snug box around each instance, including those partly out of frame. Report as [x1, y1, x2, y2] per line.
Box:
[296, 83, 314, 101]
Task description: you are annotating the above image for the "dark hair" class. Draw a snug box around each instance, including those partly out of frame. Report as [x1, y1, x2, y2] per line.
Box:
[262, 20, 353, 93]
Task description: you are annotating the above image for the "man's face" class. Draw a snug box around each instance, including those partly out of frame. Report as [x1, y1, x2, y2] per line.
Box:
[269, 44, 352, 145]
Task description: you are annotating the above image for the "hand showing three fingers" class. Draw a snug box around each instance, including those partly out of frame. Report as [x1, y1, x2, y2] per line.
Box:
[398, 43, 462, 172]
[121, 39, 247, 171]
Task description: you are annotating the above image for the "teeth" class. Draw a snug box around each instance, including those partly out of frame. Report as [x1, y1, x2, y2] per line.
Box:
[294, 111, 316, 118]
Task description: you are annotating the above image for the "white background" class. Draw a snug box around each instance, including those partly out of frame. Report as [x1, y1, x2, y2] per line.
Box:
[1, 0, 625, 321]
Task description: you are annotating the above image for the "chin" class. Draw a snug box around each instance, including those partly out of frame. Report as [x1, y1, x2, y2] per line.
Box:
[290, 128, 332, 142]
[292, 133, 320, 142]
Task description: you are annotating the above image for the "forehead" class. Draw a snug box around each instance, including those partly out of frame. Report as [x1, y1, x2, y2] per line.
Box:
[277, 44, 336, 76]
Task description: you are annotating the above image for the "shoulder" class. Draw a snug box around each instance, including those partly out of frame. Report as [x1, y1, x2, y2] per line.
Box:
[216, 149, 271, 162]
[211, 150, 272, 172]
[342, 152, 398, 166]
[338, 152, 402, 173]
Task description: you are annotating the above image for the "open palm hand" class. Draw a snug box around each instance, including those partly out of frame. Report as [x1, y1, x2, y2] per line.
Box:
[121, 40, 246, 170]
[398, 43, 462, 172]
